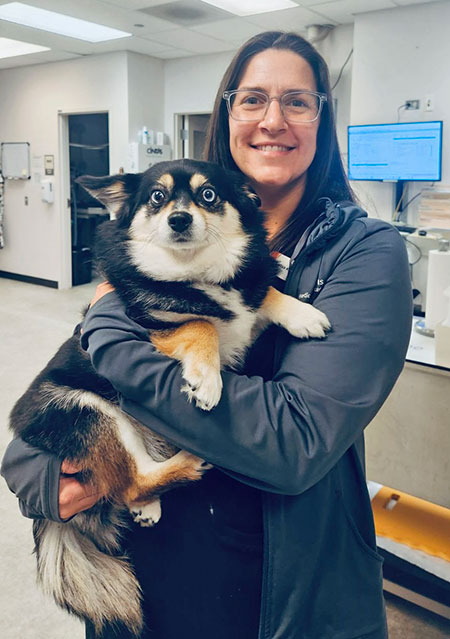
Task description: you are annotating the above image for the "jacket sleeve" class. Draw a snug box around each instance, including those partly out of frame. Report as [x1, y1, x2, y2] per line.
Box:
[81, 221, 412, 496]
[1, 437, 64, 521]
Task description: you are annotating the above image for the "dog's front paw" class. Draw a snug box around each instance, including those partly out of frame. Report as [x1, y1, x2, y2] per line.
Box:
[282, 299, 331, 339]
[130, 498, 162, 527]
[181, 365, 223, 411]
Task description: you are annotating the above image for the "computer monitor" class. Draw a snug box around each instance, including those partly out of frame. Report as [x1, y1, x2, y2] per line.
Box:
[347, 121, 442, 182]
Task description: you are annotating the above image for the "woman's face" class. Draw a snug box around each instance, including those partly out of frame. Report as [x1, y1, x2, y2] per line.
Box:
[229, 48, 320, 198]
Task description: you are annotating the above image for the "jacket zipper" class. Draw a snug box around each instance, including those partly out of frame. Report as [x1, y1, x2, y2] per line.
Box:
[258, 491, 272, 639]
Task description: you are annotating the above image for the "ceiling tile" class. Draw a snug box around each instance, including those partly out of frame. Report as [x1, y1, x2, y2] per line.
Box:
[7, 0, 180, 35]
[156, 47, 196, 58]
[307, 0, 396, 24]
[292, 0, 343, 5]
[0, 49, 80, 69]
[392, 0, 440, 5]
[99, 1, 174, 9]
[144, 26, 234, 53]
[91, 34, 170, 54]
[0, 19, 99, 55]
[139, 0, 232, 26]
[0, 0, 444, 65]
[190, 17, 262, 40]
[243, 5, 336, 30]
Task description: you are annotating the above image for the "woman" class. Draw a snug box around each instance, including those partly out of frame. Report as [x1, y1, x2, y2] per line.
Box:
[2, 32, 412, 639]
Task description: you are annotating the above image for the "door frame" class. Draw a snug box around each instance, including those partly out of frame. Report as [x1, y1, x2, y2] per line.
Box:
[173, 112, 211, 160]
[57, 109, 109, 289]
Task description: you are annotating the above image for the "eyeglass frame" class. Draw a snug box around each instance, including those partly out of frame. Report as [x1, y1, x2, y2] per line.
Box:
[222, 89, 327, 124]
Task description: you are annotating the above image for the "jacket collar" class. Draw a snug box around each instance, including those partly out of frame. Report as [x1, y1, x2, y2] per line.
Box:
[291, 198, 367, 262]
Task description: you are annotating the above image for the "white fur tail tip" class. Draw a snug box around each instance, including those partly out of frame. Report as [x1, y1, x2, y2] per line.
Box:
[34, 517, 143, 636]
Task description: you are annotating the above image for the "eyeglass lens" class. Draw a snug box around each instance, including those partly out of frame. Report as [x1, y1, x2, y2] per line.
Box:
[228, 91, 322, 122]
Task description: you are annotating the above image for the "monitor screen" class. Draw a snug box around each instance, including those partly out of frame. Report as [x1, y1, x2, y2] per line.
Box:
[348, 121, 442, 181]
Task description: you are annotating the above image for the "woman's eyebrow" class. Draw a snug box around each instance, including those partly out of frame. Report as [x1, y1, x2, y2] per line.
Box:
[237, 86, 312, 93]
[236, 86, 268, 92]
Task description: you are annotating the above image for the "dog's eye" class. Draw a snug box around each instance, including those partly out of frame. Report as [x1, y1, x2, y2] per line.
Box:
[200, 188, 217, 204]
[150, 190, 166, 206]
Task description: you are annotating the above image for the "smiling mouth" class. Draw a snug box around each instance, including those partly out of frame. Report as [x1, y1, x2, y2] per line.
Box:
[252, 144, 295, 152]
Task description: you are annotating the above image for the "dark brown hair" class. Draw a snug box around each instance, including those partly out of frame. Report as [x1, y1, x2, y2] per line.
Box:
[203, 31, 354, 253]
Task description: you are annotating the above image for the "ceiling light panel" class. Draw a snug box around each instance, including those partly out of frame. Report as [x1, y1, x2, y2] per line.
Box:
[200, 0, 298, 16]
[0, 3, 132, 43]
[0, 36, 50, 59]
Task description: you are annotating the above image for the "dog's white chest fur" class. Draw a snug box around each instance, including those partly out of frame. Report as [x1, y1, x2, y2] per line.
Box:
[194, 284, 261, 368]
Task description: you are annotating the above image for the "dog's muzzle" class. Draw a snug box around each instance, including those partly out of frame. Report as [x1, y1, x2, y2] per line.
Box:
[168, 211, 193, 234]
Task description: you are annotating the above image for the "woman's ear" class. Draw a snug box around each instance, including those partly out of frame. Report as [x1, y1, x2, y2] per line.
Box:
[75, 173, 142, 223]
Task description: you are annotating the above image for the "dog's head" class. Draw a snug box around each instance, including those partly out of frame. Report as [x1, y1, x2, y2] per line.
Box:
[76, 160, 264, 281]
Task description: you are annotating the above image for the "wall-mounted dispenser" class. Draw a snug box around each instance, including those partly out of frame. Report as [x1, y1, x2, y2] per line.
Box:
[40, 178, 54, 203]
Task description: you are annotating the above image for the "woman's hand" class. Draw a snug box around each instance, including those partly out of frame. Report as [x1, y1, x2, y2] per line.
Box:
[59, 460, 104, 520]
[89, 281, 115, 308]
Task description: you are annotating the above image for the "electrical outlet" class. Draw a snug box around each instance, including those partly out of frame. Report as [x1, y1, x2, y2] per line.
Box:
[405, 99, 420, 110]
[425, 95, 434, 112]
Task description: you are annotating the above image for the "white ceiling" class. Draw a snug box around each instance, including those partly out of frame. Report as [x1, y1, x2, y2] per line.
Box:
[0, 0, 443, 69]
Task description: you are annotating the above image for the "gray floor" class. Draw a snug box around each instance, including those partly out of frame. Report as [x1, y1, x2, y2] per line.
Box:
[0, 277, 449, 639]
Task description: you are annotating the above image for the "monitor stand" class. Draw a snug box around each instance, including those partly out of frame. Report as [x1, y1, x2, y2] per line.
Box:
[394, 180, 407, 220]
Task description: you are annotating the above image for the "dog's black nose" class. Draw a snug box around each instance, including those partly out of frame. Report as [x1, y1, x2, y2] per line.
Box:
[168, 212, 193, 233]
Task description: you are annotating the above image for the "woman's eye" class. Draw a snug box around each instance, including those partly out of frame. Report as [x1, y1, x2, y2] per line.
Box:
[242, 93, 264, 105]
[290, 99, 306, 108]
[201, 188, 217, 204]
[150, 190, 165, 205]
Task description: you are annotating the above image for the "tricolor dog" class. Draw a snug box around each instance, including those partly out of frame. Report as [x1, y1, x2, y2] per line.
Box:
[9, 159, 330, 636]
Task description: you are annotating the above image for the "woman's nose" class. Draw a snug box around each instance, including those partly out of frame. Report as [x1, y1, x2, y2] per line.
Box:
[258, 98, 287, 132]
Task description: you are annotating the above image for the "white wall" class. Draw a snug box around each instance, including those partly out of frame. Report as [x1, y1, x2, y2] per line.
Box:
[164, 50, 233, 147]
[350, 1, 450, 224]
[127, 52, 165, 150]
[0, 52, 129, 284]
[315, 24, 354, 155]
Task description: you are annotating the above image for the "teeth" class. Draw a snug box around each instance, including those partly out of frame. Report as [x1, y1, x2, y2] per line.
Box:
[255, 145, 291, 152]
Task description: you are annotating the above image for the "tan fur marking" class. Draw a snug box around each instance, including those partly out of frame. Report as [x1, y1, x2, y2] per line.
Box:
[158, 173, 174, 191]
[260, 285, 287, 314]
[77, 417, 135, 499]
[189, 173, 208, 192]
[150, 320, 219, 367]
[124, 451, 207, 503]
[151, 320, 222, 410]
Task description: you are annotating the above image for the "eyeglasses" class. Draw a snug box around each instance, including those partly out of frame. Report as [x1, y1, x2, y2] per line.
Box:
[223, 89, 327, 123]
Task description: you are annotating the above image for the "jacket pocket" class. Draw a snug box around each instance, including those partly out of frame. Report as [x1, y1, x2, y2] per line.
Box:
[333, 446, 384, 563]
[337, 487, 384, 563]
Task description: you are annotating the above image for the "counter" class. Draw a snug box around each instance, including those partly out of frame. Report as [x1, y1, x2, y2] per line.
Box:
[365, 316, 450, 510]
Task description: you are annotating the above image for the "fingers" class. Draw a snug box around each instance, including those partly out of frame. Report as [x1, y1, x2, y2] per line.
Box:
[89, 281, 116, 308]
[60, 460, 83, 474]
[59, 475, 104, 520]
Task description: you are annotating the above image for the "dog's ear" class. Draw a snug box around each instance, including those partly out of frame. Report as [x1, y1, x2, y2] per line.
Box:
[229, 173, 262, 216]
[241, 183, 261, 209]
[75, 173, 142, 222]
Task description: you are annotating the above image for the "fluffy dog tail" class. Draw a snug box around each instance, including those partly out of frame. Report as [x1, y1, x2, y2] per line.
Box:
[33, 508, 143, 636]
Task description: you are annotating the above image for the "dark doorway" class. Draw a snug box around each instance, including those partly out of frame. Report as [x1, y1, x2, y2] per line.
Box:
[69, 113, 109, 286]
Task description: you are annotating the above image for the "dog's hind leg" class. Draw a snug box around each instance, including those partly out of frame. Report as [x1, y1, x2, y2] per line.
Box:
[151, 320, 222, 411]
[124, 449, 211, 507]
[107, 408, 211, 522]
[260, 286, 331, 339]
